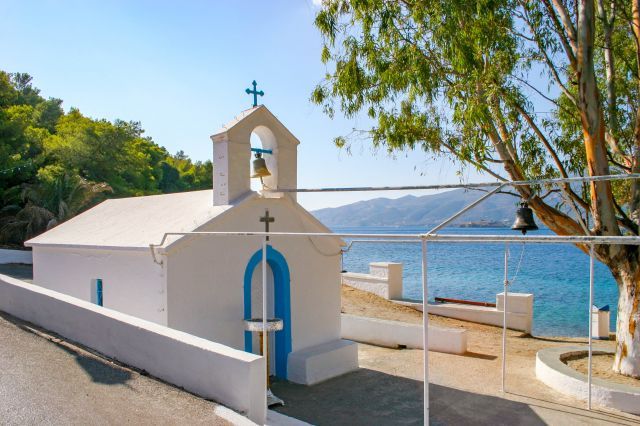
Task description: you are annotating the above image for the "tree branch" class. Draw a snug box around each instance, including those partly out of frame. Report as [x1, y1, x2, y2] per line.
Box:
[597, 0, 624, 157]
[576, 0, 621, 238]
[439, 140, 509, 182]
[541, 0, 578, 67]
[522, 6, 578, 106]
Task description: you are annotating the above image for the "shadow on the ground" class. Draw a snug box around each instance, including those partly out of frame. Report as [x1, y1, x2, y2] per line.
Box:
[522, 334, 587, 344]
[461, 351, 497, 360]
[0, 310, 132, 386]
[271, 368, 545, 426]
[57, 343, 133, 386]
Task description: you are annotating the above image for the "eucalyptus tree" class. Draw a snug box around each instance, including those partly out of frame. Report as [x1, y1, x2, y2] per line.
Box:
[312, 0, 640, 377]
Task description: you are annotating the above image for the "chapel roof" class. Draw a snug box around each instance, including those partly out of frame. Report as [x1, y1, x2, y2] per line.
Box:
[25, 190, 231, 250]
[25, 189, 340, 251]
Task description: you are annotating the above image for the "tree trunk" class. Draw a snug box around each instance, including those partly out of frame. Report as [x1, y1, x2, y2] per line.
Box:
[611, 253, 640, 378]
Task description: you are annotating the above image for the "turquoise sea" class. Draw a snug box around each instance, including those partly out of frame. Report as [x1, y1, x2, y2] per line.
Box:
[337, 226, 618, 337]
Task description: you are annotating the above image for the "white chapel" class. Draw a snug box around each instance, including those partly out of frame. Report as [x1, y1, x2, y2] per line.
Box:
[25, 105, 359, 384]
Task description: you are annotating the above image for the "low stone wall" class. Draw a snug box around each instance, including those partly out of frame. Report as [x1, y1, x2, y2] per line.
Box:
[341, 314, 467, 354]
[0, 248, 32, 264]
[287, 339, 359, 385]
[0, 274, 266, 424]
[397, 293, 534, 334]
[536, 346, 640, 415]
[342, 262, 402, 299]
[343, 261, 534, 333]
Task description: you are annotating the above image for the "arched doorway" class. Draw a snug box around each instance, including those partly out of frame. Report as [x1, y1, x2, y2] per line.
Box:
[243, 245, 292, 379]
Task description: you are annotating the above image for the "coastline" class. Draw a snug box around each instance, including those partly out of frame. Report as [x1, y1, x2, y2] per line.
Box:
[342, 285, 639, 390]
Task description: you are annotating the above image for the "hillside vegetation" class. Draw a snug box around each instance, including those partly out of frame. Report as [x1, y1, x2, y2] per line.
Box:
[0, 71, 211, 247]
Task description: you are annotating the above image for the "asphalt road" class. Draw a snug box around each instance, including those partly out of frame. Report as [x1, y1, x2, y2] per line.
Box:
[0, 312, 232, 425]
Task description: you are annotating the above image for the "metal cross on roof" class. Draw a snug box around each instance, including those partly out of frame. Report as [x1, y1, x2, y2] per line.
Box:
[245, 80, 264, 107]
[260, 209, 275, 241]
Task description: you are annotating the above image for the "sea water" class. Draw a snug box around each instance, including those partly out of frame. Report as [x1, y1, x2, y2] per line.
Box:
[337, 226, 618, 337]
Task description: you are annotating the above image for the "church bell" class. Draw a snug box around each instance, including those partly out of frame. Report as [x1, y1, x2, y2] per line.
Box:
[511, 201, 538, 235]
[251, 153, 271, 178]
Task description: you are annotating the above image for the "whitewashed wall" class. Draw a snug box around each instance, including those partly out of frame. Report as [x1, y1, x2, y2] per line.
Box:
[0, 273, 266, 424]
[342, 262, 403, 300]
[32, 246, 167, 325]
[341, 314, 468, 354]
[165, 196, 343, 354]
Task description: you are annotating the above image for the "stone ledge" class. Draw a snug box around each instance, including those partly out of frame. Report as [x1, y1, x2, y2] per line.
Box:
[287, 339, 359, 386]
[536, 346, 640, 415]
[341, 314, 467, 355]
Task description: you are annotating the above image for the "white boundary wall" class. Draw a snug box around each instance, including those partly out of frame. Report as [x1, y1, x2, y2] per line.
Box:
[0, 248, 32, 264]
[397, 293, 534, 334]
[341, 314, 467, 354]
[341, 262, 403, 299]
[536, 346, 640, 415]
[0, 274, 266, 424]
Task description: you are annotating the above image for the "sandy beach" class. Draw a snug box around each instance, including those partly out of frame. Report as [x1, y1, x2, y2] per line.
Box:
[341, 285, 640, 411]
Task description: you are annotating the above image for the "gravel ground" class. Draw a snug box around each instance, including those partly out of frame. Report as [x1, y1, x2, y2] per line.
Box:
[565, 353, 640, 388]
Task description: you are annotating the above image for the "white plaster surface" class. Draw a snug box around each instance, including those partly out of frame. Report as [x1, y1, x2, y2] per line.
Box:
[31, 246, 168, 325]
[592, 307, 610, 339]
[25, 190, 232, 249]
[397, 292, 534, 333]
[496, 292, 533, 314]
[165, 195, 344, 358]
[287, 339, 359, 385]
[0, 273, 266, 423]
[340, 314, 467, 354]
[25, 190, 345, 373]
[536, 346, 640, 415]
[211, 106, 299, 203]
[342, 262, 403, 300]
[0, 248, 32, 264]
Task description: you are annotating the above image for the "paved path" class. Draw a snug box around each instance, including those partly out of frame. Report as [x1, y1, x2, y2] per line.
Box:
[0, 312, 232, 425]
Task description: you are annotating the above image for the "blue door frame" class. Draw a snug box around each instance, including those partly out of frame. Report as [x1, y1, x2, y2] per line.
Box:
[243, 245, 292, 379]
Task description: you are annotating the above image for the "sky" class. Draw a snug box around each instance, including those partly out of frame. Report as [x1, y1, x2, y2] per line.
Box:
[0, 0, 487, 210]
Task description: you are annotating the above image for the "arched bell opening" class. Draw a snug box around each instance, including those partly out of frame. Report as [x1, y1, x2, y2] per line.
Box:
[250, 126, 278, 191]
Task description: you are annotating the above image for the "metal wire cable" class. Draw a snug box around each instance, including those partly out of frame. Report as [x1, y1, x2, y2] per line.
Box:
[508, 242, 526, 286]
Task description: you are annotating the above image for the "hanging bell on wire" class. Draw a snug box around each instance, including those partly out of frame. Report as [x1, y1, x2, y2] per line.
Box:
[251, 153, 271, 178]
[512, 201, 538, 235]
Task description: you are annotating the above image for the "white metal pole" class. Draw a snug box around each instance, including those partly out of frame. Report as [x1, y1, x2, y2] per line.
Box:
[588, 244, 594, 410]
[262, 237, 268, 400]
[502, 242, 509, 393]
[421, 238, 429, 425]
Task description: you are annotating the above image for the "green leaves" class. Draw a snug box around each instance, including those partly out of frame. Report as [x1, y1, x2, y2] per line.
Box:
[0, 70, 212, 246]
[312, 0, 637, 208]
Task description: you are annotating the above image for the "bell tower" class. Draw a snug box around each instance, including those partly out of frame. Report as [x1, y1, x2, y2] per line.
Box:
[210, 106, 299, 206]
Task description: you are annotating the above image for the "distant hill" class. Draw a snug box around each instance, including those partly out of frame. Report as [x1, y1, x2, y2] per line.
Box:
[311, 188, 527, 227]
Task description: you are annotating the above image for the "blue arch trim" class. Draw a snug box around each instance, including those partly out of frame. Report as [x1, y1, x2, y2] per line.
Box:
[243, 245, 292, 379]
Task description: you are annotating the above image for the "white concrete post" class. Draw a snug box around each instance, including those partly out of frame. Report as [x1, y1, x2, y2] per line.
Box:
[588, 244, 594, 410]
[262, 237, 268, 409]
[502, 242, 509, 393]
[421, 238, 429, 425]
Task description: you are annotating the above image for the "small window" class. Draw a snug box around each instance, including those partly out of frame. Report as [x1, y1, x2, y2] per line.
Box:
[91, 278, 103, 306]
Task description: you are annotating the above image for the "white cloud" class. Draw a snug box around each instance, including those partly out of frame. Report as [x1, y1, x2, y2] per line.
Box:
[311, 0, 324, 7]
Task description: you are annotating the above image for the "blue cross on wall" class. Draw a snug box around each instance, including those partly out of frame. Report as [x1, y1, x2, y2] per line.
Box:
[245, 80, 264, 107]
